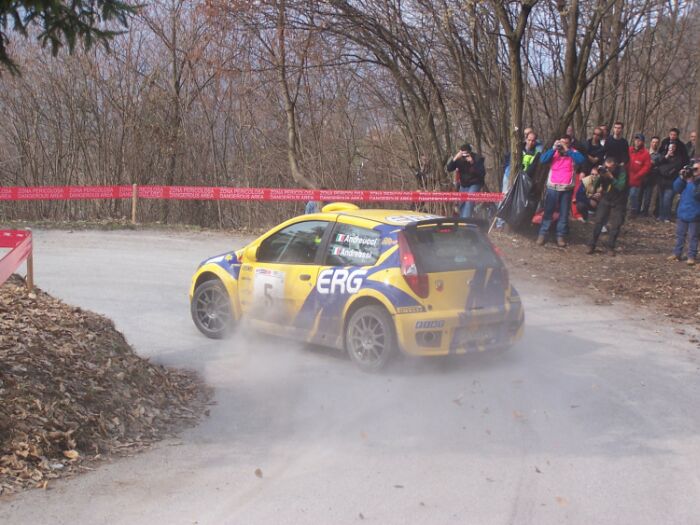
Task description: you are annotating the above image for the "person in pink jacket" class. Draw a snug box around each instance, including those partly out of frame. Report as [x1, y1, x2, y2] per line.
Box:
[536, 134, 585, 247]
[627, 133, 652, 218]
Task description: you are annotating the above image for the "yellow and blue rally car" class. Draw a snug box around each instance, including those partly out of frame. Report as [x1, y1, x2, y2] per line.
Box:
[190, 203, 523, 371]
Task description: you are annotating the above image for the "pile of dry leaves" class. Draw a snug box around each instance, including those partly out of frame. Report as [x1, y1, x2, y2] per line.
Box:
[493, 217, 700, 331]
[0, 276, 210, 495]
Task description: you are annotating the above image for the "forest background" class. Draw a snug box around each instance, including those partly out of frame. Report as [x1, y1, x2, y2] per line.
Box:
[0, 0, 698, 229]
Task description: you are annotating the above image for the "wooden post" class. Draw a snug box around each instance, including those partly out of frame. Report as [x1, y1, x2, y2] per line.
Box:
[26, 251, 34, 292]
[131, 183, 138, 225]
[26, 228, 33, 291]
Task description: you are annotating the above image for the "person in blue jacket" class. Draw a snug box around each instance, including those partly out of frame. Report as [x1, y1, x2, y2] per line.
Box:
[668, 159, 700, 266]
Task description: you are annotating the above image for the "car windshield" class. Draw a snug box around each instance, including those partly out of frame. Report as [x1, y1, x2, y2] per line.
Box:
[405, 224, 500, 272]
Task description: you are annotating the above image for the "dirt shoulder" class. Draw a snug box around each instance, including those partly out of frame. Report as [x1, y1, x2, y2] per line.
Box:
[492, 217, 700, 337]
[0, 276, 212, 495]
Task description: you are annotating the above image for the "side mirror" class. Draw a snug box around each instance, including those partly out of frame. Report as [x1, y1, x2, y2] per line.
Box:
[243, 245, 258, 262]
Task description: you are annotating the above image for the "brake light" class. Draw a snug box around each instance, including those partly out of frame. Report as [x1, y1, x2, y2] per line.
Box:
[398, 232, 429, 298]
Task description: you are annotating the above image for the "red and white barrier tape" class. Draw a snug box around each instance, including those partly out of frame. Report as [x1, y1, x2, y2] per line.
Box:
[0, 186, 504, 203]
[0, 230, 32, 287]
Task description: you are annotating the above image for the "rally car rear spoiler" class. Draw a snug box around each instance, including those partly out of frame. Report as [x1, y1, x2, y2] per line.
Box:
[404, 217, 489, 232]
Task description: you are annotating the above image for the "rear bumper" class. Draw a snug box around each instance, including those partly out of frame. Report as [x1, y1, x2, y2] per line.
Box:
[393, 299, 524, 356]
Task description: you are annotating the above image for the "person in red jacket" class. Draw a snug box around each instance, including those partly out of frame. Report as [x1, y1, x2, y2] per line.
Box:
[627, 133, 652, 218]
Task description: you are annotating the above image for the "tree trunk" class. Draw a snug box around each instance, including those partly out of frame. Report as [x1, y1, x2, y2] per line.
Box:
[276, 1, 315, 189]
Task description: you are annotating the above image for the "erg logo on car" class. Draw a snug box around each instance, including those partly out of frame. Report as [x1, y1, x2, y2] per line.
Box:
[317, 268, 367, 294]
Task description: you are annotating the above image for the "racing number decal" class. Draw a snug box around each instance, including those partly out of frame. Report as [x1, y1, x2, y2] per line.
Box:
[264, 283, 274, 307]
[254, 268, 285, 306]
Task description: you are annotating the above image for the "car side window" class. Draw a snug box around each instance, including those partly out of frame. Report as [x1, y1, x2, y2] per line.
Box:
[257, 221, 328, 264]
[325, 223, 381, 266]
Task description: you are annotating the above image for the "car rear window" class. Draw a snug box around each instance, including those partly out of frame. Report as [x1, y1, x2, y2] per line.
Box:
[406, 224, 500, 272]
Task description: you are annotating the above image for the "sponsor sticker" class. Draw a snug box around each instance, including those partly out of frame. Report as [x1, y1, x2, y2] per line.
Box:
[415, 320, 445, 329]
[317, 268, 367, 294]
[397, 306, 425, 314]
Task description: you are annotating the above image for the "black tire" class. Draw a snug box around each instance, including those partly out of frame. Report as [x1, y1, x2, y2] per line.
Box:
[191, 279, 234, 339]
[345, 305, 397, 372]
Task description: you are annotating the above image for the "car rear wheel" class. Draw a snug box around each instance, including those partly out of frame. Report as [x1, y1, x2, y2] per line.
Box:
[345, 305, 396, 372]
[191, 279, 234, 339]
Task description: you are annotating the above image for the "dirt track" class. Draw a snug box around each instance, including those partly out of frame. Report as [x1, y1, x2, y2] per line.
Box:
[2, 229, 700, 525]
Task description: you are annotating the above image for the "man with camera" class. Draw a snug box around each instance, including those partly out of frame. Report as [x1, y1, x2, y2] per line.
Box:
[657, 141, 685, 221]
[586, 157, 628, 255]
[536, 134, 585, 247]
[668, 159, 700, 266]
[447, 143, 486, 218]
[660, 128, 689, 165]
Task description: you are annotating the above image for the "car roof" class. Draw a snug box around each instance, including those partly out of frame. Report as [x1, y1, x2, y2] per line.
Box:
[331, 209, 443, 226]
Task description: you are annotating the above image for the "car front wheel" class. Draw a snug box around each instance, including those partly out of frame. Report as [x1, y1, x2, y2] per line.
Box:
[191, 279, 234, 339]
[345, 305, 397, 372]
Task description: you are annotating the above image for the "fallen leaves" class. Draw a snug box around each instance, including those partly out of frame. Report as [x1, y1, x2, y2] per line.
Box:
[254, 468, 263, 478]
[0, 276, 211, 495]
[62, 450, 79, 461]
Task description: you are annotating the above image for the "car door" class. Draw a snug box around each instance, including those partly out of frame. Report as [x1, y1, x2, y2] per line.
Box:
[238, 219, 332, 335]
[310, 219, 384, 345]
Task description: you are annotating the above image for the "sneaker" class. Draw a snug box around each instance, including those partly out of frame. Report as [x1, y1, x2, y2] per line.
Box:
[667, 254, 681, 262]
[601, 225, 609, 233]
[536, 235, 545, 246]
[557, 238, 567, 248]
[688, 258, 696, 266]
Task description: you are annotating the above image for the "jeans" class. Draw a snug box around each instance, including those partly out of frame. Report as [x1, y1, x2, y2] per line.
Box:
[674, 219, 699, 259]
[640, 180, 655, 216]
[659, 188, 674, 221]
[459, 184, 482, 218]
[628, 186, 642, 216]
[590, 194, 627, 249]
[539, 188, 572, 239]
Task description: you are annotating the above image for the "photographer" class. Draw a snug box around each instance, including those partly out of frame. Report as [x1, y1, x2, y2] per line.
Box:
[536, 134, 584, 247]
[586, 157, 628, 255]
[668, 160, 700, 266]
[657, 142, 684, 222]
[660, 128, 689, 165]
[446, 143, 486, 218]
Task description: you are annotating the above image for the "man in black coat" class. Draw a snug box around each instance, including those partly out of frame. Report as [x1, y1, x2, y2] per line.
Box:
[660, 127, 690, 166]
[604, 121, 630, 165]
[446, 143, 486, 219]
[584, 127, 605, 175]
[685, 131, 696, 161]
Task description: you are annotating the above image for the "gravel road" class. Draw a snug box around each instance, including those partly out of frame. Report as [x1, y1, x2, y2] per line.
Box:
[2, 229, 700, 525]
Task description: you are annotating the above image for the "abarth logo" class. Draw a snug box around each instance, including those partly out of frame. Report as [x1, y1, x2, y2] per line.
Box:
[317, 268, 367, 294]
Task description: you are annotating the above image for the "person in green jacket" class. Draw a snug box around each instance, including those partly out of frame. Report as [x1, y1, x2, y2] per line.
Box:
[587, 156, 628, 255]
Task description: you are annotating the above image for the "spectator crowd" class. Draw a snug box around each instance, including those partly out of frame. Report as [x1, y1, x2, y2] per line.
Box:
[445, 123, 699, 265]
